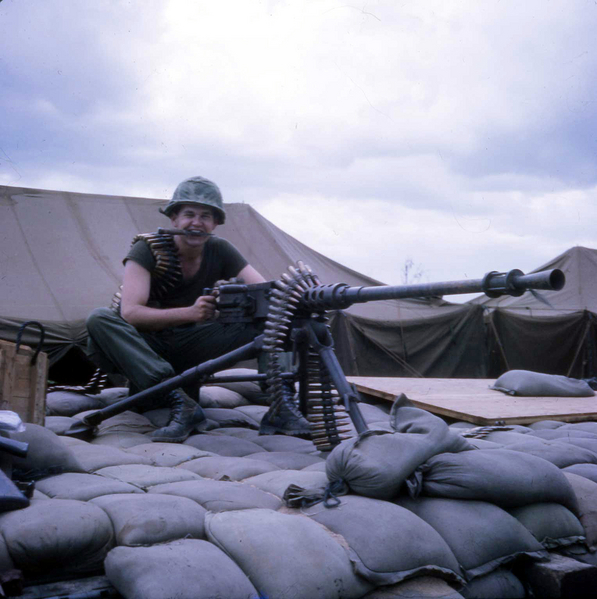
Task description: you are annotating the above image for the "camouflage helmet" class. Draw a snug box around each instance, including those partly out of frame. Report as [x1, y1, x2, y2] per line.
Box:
[159, 176, 226, 224]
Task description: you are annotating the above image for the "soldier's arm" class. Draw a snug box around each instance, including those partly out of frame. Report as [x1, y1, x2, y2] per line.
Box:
[237, 264, 266, 284]
[120, 261, 216, 331]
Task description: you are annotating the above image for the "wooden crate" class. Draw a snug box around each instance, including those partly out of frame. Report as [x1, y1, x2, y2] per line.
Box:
[0, 339, 48, 425]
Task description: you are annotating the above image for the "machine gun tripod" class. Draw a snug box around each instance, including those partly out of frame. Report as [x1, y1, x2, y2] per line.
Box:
[66, 263, 565, 451]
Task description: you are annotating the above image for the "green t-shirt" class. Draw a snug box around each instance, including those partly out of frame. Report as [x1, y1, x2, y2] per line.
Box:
[125, 236, 248, 309]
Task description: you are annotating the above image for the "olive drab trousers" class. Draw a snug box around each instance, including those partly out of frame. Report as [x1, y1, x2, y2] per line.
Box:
[86, 307, 262, 395]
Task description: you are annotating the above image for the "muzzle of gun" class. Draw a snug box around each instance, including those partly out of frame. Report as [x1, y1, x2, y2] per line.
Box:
[157, 228, 214, 237]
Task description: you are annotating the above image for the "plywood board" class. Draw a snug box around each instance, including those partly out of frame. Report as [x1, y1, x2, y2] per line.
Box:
[347, 376, 597, 425]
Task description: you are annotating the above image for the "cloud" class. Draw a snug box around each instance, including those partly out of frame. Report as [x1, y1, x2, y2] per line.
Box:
[1, 0, 596, 288]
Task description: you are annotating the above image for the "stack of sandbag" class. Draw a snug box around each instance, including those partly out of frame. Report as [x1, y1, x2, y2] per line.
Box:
[325, 395, 472, 500]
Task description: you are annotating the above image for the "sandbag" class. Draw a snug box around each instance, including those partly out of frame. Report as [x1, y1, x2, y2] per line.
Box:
[207, 368, 268, 403]
[529, 429, 597, 442]
[563, 463, 597, 484]
[246, 451, 324, 470]
[125, 442, 214, 467]
[44, 416, 77, 435]
[411, 448, 578, 512]
[395, 496, 547, 580]
[91, 493, 206, 546]
[34, 472, 143, 501]
[202, 407, 260, 429]
[234, 405, 269, 423]
[95, 387, 129, 405]
[250, 435, 317, 454]
[327, 398, 471, 500]
[528, 420, 566, 430]
[148, 479, 282, 511]
[509, 503, 585, 549]
[178, 455, 279, 481]
[243, 469, 328, 498]
[104, 539, 258, 599]
[199, 386, 250, 409]
[503, 438, 597, 468]
[208, 427, 262, 440]
[45, 391, 103, 417]
[95, 464, 202, 489]
[300, 494, 463, 586]
[461, 568, 526, 599]
[563, 472, 597, 550]
[91, 432, 152, 448]
[0, 535, 14, 572]
[0, 498, 113, 577]
[205, 509, 373, 599]
[183, 434, 266, 456]
[9, 424, 84, 478]
[491, 370, 595, 397]
[96, 411, 156, 435]
[69, 444, 153, 472]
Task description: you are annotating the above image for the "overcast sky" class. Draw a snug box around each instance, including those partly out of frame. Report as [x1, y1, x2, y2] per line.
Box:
[1, 0, 596, 299]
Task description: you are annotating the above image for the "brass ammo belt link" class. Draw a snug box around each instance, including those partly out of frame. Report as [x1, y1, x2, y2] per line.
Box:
[110, 233, 183, 313]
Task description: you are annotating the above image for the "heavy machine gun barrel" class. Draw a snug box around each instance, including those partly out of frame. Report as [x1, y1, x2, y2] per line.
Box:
[300, 268, 565, 311]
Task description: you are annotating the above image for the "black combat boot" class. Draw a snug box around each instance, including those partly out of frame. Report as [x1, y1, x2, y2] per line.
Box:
[259, 396, 312, 438]
[150, 388, 206, 443]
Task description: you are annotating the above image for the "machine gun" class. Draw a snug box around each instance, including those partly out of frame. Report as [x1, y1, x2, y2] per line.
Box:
[65, 264, 565, 451]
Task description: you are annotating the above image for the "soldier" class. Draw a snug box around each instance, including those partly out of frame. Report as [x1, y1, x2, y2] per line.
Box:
[86, 176, 291, 442]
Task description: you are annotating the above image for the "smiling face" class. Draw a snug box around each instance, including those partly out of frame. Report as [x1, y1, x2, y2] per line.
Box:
[170, 204, 218, 252]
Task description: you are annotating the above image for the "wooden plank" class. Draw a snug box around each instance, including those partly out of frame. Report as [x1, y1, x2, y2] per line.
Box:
[348, 376, 597, 425]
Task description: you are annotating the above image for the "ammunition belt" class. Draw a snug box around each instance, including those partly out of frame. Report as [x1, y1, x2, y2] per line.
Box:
[110, 232, 183, 313]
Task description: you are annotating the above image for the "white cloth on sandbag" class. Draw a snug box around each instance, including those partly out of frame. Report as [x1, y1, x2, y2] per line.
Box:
[327, 397, 471, 500]
[177, 455, 280, 481]
[508, 503, 585, 549]
[410, 448, 579, 512]
[205, 508, 373, 599]
[299, 494, 464, 586]
[34, 472, 144, 501]
[91, 493, 206, 546]
[491, 370, 595, 397]
[395, 496, 547, 581]
[104, 539, 258, 599]
[94, 464, 202, 489]
[0, 498, 113, 577]
[148, 479, 282, 511]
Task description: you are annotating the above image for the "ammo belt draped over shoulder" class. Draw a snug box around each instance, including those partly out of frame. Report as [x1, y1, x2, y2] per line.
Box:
[111, 233, 183, 313]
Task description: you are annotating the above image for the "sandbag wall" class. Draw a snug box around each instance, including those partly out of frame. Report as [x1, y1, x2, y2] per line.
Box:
[0, 370, 596, 598]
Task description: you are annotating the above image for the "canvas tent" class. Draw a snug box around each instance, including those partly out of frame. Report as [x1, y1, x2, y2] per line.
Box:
[0, 184, 486, 380]
[470, 246, 597, 378]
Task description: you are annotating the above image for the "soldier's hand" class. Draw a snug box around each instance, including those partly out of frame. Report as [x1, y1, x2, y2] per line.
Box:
[192, 295, 218, 322]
